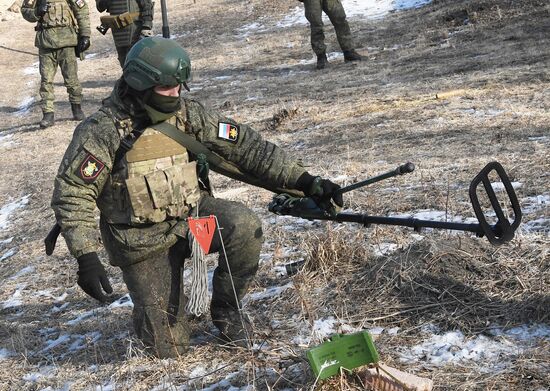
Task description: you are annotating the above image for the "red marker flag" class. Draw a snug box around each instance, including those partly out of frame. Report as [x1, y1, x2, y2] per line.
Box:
[188, 215, 216, 254]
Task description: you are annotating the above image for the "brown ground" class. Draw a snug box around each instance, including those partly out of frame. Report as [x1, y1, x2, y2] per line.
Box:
[0, 0, 548, 390]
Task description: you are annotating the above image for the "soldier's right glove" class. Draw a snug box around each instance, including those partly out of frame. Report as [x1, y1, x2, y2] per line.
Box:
[296, 172, 343, 215]
[77, 252, 113, 302]
[36, 0, 49, 17]
[77, 36, 90, 54]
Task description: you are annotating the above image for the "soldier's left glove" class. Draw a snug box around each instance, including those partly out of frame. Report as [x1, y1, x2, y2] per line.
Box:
[296, 172, 343, 215]
[77, 36, 90, 54]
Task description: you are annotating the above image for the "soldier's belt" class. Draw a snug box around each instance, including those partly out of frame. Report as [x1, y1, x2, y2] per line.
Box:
[99, 12, 140, 30]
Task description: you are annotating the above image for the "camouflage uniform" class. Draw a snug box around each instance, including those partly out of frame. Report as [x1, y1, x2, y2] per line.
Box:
[302, 0, 354, 55]
[95, 0, 154, 67]
[21, 0, 90, 114]
[51, 79, 307, 358]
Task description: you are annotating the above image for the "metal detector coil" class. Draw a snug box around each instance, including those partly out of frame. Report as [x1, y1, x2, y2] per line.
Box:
[469, 161, 522, 245]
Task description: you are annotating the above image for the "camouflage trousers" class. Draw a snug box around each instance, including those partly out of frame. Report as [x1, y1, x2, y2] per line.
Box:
[303, 0, 354, 55]
[38, 46, 82, 113]
[115, 45, 130, 68]
[100, 195, 263, 358]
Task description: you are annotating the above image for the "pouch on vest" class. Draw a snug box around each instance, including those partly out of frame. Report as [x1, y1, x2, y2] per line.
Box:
[41, 0, 76, 28]
[125, 161, 200, 223]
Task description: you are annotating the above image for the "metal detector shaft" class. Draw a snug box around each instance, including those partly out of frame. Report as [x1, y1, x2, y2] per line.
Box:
[160, 0, 170, 38]
[336, 162, 415, 195]
[314, 212, 486, 235]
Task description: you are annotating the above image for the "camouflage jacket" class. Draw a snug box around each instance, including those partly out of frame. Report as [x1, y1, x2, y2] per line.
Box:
[51, 80, 306, 259]
[21, 0, 91, 49]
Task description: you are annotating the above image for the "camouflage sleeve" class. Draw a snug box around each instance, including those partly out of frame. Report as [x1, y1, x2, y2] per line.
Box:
[185, 99, 307, 190]
[70, 0, 91, 37]
[20, 0, 39, 22]
[51, 113, 120, 258]
[136, 0, 153, 28]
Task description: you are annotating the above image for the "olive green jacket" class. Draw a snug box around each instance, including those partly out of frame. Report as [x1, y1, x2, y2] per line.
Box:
[51, 81, 306, 259]
[21, 0, 90, 49]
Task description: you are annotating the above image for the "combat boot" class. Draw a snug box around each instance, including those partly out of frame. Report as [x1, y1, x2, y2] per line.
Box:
[343, 49, 362, 62]
[211, 303, 252, 348]
[71, 103, 86, 121]
[316, 53, 328, 70]
[39, 112, 54, 129]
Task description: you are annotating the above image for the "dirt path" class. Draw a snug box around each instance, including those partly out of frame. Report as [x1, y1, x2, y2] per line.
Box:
[0, 0, 548, 389]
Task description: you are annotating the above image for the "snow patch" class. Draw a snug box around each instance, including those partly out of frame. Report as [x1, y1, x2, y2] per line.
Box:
[109, 294, 134, 309]
[399, 324, 550, 369]
[0, 348, 14, 359]
[2, 284, 26, 309]
[278, 0, 432, 28]
[0, 133, 15, 148]
[245, 282, 293, 302]
[372, 242, 398, 257]
[13, 96, 36, 117]
[0, 247, 17, 261]
[0, 195, 30, 232]
[10, 265, 35, 279]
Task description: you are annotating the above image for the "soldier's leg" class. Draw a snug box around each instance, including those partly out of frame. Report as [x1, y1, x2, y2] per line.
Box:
[303, 0, 326, 55]
[323, 0, 354, 52]
[195, 196, 263, 343]
[58, 46, 82, 105]
[115, 45, 130, 68]
[38, 48, 58, 114]
[118, 239, 191, 358]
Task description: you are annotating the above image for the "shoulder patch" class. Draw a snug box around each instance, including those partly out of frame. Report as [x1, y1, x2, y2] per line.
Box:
[76, 153, 105, 182]
[217, 122, 239, 143]
[74, 0, 85, 8]
[23, 0, 36, 7]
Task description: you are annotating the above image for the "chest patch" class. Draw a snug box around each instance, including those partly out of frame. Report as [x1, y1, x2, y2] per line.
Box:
[218, 122, 239, 143]
[74, 0, 85, 8]
[76, 153, 105, 182]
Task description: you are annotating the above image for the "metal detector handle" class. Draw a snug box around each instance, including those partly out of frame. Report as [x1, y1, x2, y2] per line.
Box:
[336, 162, 415, 195]
[469, 162, 522, 245]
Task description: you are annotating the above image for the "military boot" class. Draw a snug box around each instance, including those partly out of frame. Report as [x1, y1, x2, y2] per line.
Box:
[39, 112, 54, 129]
[343, 49, 362, 62]
[316, 53, 328, 70]
[211, 303, 252, 348]
[71, 103, 86, 121]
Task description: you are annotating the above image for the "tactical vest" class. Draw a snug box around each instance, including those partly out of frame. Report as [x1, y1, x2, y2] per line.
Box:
[97, 110, 201, 226]
[109, 0, 139, 47]
[39, 0, 77, 29]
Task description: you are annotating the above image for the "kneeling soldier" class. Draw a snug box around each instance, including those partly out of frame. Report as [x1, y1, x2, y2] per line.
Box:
[51, 37, 342, 358]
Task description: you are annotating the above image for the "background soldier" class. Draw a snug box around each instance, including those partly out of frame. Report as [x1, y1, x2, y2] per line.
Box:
[21, 0, 90, 128]
[51, 37, 342, 358]
[299, 0, 362, 69]
[95, 0, 153, 67]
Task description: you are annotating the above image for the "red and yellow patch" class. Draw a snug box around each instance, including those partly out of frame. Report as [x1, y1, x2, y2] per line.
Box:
[76, 153, 105, 183]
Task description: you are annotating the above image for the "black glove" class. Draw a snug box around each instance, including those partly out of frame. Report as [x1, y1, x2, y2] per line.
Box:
[77, 252, 113, 302]
[36, 0, 49, 17]
[76, 36, 90, 54]
[296, 172, 343, 215]
[96, 0, 109, 12]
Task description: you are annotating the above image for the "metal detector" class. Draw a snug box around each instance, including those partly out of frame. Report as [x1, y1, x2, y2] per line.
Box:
[269, 162, 522, 245]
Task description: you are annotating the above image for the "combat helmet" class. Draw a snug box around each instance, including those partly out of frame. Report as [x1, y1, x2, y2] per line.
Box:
[123, 37, 191, 91]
